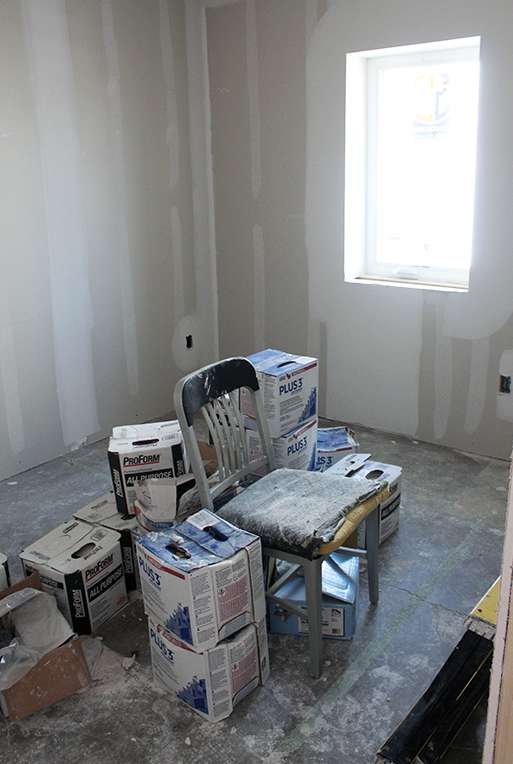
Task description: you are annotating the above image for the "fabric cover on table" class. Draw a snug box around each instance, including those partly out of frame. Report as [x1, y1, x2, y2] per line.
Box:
[216, 468, 384, 559]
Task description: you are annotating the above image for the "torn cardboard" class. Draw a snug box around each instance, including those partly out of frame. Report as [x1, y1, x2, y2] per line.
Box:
[0, 575, 90, 720]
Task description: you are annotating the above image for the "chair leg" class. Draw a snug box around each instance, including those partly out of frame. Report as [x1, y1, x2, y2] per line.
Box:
[304, 557, 323, 679]
[366, 506, 380, 605]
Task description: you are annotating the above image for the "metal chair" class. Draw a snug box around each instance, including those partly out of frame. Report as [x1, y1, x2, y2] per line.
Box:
[174, 357, 387, 678]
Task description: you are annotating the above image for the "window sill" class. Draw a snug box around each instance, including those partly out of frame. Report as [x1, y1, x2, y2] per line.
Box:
[347, 274, 469, 294]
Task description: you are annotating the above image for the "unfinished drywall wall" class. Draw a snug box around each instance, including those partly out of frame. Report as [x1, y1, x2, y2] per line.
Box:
[0, 0, 217, 480]
[203, 0, 513, 459]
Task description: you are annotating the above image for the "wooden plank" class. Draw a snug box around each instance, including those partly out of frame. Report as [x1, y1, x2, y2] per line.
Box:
[483, 457, 513, 763]
[470, 577, 501, 627]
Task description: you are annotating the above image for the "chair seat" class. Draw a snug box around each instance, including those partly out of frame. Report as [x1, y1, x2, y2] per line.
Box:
[216, 468, 385, 559]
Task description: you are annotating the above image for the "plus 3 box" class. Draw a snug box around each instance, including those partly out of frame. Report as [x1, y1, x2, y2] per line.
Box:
[136, 510, 266, 651]
[315, 427, 359, 472]
[327, 455, 402, 544]
[269, 552, 359, 640]
[149, 617, 268, 722]
[108, 420, 193, 516]
[73, 493, 141, 591]
[19, 520, 128, 634]
[246, 417, 318, 471]
[241, 349, 318, 437]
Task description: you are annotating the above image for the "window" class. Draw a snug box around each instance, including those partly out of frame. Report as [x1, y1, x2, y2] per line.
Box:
[345, 38, 480, 290]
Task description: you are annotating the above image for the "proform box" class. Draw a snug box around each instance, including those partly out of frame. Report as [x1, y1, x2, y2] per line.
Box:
[149, 616, 268, 722]
[241, 349, 318, 437]
[270, 552, 359, 640]
[137, 509, 266, 651]
[20, 520, 128, 634]
[315, 427, 359, 472]
[73, 493, 141, 591]
[246, 418, 318, 471]
[328, 455, 402, 544]
[108, 420, 193, 516]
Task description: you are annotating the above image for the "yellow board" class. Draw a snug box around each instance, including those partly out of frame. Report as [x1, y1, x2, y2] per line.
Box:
[318, 487, 390, 555]
[470, 577, 501, 627]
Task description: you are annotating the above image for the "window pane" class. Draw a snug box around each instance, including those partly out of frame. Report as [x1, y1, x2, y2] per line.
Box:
[375, 57, 479, 271]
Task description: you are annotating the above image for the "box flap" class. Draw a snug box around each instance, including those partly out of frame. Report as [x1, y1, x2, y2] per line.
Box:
[100, 512, 139, 533]
[110, 420, 182, 451]
[0, 573, 41, 603]
[137, 529, 220, 572]
[359, 461, 402, 483]
[20, 521, 93, 566]
[49, 526, 121, 574]
[247, 348, 317, 376]
[73, 494, 117, 525]
[317, 427, 358, 451]
[178, 510, 258, 558]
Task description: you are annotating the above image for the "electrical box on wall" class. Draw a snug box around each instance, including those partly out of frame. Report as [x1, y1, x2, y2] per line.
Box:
[497, 350, 513, 422]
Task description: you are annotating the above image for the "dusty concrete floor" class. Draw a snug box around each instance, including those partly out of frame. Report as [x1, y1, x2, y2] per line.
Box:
[0, 425, 508, 763]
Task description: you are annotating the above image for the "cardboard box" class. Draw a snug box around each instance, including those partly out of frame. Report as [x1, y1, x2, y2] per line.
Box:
[0, 575, 91, 720]
[149, 616, 268, 722]
[246, 417, 318, 471]
[20, 520, 128, 634]
[108, 420, 193, 516]
[0, 553, 9, 591]
[241, 349, 318, 437]
[137, 510, 266, 651]
[134, 473, 196, 526]
[269, 553, 359, 640]
[73, 493, 142, 591]
[315, 427, 359, 472]
[327, 455, 402, 544]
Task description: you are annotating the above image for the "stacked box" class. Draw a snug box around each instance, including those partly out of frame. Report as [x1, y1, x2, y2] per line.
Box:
[243, 348, 319, 471]
[269, 552, 359, 640]
[315, 427, 359, 472]
[327, 455, 402, 544]
[19, 520, 128, 634]
[246, 417, 318, 471]
[137, 509, 269, 720]
[241, 349, 318, 438]
[73, 493, 141, 591]
[149, 618, 267, 722]
[108, 420, 194, 518]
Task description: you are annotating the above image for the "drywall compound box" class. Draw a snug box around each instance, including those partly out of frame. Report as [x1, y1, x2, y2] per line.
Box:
[241, 349, 318, 437]
[73, 493, 141, 591]
[136, 509, 266, 651]
[269, 552, 359, 640]
[327, 456, 402, 544]
[108, 420, 192, 516]
[246, 417, 318, 471]
[20, 520, 128, 634]
[148, 616, 268, 722]
[315, 427, 359, 472]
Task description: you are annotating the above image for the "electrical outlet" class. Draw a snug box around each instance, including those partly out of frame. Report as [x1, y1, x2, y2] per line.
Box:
[499, 374, 511, 394]
[185, 334, 193, 350]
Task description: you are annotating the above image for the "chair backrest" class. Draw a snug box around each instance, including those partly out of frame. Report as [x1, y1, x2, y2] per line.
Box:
[174, 357, 275, 510]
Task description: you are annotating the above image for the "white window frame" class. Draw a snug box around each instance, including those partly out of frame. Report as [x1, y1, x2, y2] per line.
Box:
[344, 37, 481, 292]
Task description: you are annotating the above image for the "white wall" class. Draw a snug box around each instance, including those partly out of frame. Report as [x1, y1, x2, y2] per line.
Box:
[202, 0, 513, 459]
[0, 0, 217, 480]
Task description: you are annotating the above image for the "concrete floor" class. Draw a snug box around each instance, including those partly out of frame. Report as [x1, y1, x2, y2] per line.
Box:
[0, 425, 508, 763]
